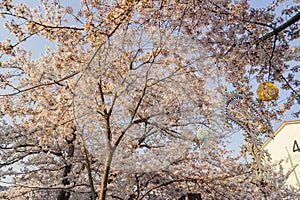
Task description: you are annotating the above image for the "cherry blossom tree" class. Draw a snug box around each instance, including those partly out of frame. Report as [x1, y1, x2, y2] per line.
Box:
[0, 0, 299, 199]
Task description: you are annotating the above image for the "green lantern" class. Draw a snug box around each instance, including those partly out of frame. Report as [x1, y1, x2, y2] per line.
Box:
[162, 161, 170, 170]
[196, 127, 210, 141]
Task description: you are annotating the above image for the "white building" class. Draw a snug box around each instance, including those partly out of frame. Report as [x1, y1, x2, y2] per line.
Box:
[263, 120, 300, 189]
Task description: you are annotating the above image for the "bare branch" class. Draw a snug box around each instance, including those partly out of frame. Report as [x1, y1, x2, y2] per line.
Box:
[0, 72, 79, 96]
[256, 12, 300, 44]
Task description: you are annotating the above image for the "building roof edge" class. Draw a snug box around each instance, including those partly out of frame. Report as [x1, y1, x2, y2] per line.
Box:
[262, 120, 300, 148]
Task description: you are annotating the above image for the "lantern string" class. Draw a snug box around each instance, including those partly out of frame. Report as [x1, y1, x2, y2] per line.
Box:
[267, 34, 278, 82]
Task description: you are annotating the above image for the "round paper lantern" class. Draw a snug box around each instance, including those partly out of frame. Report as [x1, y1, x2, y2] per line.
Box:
[196, 127, 209, 141]
[162, 161, 170, 170]
[256, 82, 278, 101]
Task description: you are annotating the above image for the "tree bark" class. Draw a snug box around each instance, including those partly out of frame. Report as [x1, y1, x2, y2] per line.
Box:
[57, 133, 76, 200]
[98, 109, 115, 200]
[98, 148, 114, 200]
[256, 12, 300, 44]
[82, 141, 97, 200]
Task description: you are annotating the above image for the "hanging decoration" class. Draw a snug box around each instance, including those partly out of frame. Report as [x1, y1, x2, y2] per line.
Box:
[196, 127, 210, 141]
[162, 161, 170, 170]
[225, 92, 270, 137]
[225, 92, 272, 195]
[256, 82, 279, 101]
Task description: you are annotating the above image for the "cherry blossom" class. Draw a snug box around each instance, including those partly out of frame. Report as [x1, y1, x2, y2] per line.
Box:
[0, 0, 299, 199]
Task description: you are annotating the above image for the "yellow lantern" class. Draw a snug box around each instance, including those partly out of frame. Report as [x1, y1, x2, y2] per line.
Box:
[256, 82, 279, 101]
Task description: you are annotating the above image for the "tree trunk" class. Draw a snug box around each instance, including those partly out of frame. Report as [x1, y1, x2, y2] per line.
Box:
[82, 140, 97, 200]
[57, 133, 76, 200]
[98, 147, 114, 200]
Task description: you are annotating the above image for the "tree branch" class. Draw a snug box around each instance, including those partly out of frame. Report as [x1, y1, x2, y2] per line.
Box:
[281, 75, 300, 99]
[256, 12, 300, 44]
[138, 178, 199, 200]
[0, 72, 79, 96]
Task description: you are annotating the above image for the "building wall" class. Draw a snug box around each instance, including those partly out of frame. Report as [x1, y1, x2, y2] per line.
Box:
[263, 120, 300, 188]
